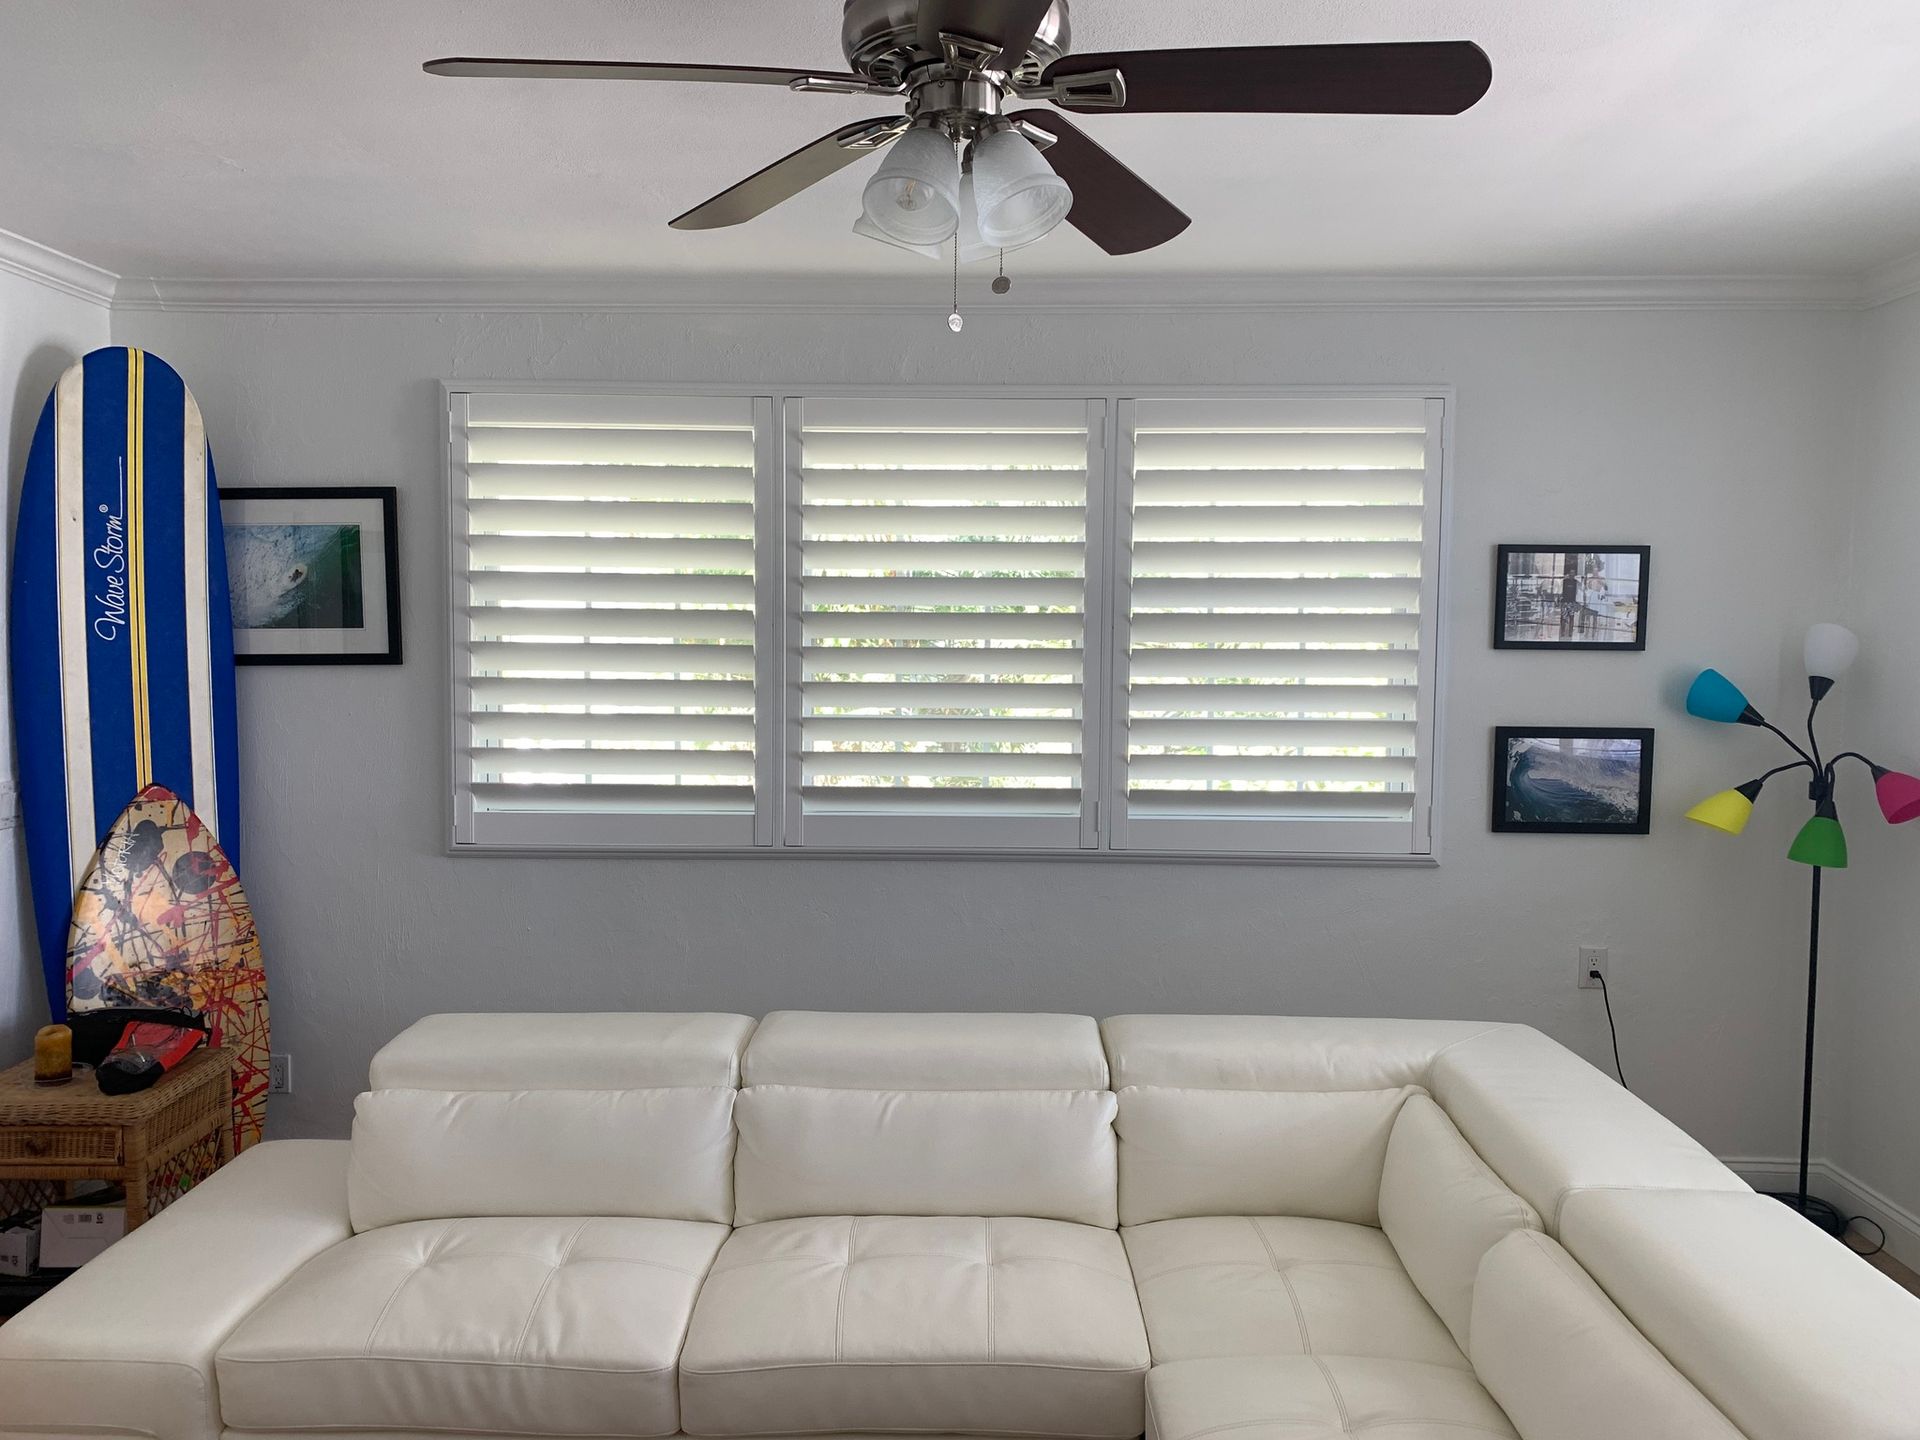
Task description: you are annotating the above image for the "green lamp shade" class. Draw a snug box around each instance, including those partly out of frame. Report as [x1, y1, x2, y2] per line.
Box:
[1686, 784, 1761, 835]
[1788, 814, 1849, 869]
[1686, 669, 1758, 724]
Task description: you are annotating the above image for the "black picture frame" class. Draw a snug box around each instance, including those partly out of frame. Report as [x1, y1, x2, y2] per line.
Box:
[1493, 544, 1650, 651]
[221, 486, 402, 665]
[1491, 726, 1656, 835]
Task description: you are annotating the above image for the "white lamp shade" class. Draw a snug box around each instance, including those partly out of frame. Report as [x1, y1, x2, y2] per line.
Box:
[970, 128, 1072, 248]
[860, 127, 961, 247]
[1804, 622, 1860, 681]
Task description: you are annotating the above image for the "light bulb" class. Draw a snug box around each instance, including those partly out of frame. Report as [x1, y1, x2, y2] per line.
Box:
[894, 179, 932, 214]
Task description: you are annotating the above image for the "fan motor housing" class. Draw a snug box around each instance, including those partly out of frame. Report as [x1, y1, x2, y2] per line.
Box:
[842, 0, 1070, 86]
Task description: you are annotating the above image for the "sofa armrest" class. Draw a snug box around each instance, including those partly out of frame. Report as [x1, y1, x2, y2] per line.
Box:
[0, 1139, 350, 1440]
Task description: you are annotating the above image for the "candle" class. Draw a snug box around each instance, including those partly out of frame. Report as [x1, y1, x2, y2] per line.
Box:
[34, 1024, 73, 1087]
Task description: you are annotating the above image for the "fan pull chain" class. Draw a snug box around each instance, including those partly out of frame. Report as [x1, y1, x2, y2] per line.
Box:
[947, 239, 963, 332]
[993, 248, 1011, 295]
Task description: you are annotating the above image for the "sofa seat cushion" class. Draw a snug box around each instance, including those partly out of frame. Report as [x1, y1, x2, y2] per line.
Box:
[215, 1215, 728, 1437]
[1146, 1357, 1517, 1440]
[679, 1214, 1151, 1437]
[1124, 1216, 1466, 1369]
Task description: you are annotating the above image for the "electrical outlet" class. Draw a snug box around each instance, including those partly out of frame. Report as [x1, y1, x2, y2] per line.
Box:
[268, 1053, 293, 1095]
[1578, 946, 1609, 990]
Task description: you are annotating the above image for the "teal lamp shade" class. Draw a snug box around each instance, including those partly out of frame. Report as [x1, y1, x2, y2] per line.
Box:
[1686, 669, 1760, 725]
[1788, 802, 1849, 869]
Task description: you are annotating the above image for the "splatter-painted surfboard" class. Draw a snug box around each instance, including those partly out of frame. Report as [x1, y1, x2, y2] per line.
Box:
[67, 786, 267, 1151]
[8, 347, 241, 1022]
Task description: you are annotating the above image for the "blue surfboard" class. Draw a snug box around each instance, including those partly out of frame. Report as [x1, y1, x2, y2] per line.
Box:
[8, 347, 241, 1022]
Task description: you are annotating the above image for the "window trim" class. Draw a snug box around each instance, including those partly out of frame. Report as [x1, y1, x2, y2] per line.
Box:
[443, 381, 1453, 865]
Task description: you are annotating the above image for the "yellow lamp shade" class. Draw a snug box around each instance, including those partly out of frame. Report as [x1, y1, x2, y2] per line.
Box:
[1685, 778, 1766, 836]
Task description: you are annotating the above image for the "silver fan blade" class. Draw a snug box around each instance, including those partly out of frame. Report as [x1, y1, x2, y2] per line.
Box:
[424, 57, 893, 95]
[669, 117, 910, 231]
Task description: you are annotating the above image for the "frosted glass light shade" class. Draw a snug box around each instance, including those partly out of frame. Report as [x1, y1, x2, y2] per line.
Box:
[860, 127, 961, 247]
[970, 128, 1072, 248]
[1804, 623, 1859, 684]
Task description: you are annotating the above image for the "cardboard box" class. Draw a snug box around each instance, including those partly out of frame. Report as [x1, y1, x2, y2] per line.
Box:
[39, 1193, 127, 1269]
[0, 1211, 38, 1277]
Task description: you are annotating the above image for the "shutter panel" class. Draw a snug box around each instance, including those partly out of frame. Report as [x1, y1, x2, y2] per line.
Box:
[791, 396, 1099, 847]
[1118, 397, 1439, 855]
[451, 392, 765, 847]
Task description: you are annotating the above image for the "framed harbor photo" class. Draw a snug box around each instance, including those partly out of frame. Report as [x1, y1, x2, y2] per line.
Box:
[1494, 545, 1649, 650]
[1492, 727, 1655, 835]
[222, 487, 401, 664]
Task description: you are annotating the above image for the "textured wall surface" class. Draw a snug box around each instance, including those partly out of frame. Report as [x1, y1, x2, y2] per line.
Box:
[101, 301, 1860, 1162]
[1827, 291, 1920, 1243]
[0, 266, 110, 1058]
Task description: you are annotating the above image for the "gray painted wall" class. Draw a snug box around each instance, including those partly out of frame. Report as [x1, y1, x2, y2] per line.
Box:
[97, 300, 1858, 1166]
[0, 267, 109, 1060]
[1828, 290, 1920, 1245]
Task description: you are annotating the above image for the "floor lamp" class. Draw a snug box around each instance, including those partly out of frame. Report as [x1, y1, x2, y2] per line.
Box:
[1682, 624, 1920, 1235]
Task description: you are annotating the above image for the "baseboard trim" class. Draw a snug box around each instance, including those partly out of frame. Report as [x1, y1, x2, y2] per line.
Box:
[1722, 1154, 1920, 1270]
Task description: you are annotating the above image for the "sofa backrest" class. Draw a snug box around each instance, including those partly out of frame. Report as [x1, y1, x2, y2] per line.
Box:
[1469, 1228, 1746, 1440]
[731, 1011, 1118, 1226]
[1101, 1014, 1500, 1226]
[348, 1012, 754, 1231]
[1424, 1025, 1750, 1231]
[1558, 1187, 1920, 1440]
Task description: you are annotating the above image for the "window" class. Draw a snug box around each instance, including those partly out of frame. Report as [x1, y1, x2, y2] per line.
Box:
[789, 397, 1103, 849]
[1113, 398, 1439, 856]
[449, 388, 1444, 859]
[449, 392, 775, 848]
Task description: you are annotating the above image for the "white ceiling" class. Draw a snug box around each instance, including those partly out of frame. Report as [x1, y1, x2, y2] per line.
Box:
[3, 0, 1919, 283]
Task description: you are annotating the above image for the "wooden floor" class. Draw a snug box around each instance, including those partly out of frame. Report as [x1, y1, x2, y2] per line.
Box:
[1854, 1237, 1920, 1298]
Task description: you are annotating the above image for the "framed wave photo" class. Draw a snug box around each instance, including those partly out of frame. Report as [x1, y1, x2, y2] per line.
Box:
[1494, 544, 1649, 650]
[1492, 727, 1655, 835]
[221, 486, 401, 665]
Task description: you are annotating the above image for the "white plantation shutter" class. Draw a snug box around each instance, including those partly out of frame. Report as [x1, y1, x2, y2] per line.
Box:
[787, 397, 1103, 848]
[1115, 397, 1441, 855]
[450, 392, 773, 848]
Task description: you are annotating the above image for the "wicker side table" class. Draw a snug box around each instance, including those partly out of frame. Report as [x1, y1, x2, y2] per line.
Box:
[0, 1046, 234, 1229]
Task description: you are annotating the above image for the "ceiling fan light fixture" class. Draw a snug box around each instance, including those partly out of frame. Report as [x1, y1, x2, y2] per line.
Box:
[859, 124, 961, 247]
[969, 126, 1073, 248]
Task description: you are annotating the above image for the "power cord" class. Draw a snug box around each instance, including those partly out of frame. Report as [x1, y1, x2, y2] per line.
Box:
[1585, 962, 1888, 1256]
[1590, 966, 1627, 1090]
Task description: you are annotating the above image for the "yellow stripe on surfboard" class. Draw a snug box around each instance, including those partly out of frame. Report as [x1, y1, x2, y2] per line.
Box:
[127, 348, 152, 788]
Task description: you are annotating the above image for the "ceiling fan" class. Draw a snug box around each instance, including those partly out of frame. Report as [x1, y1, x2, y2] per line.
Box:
[426, 0, 1491, 263]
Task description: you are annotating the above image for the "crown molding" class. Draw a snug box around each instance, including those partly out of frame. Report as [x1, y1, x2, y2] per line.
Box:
[1861, 248, 1920, 309]
[110, 269, 1869, 316]
[0, 226, 118, 307]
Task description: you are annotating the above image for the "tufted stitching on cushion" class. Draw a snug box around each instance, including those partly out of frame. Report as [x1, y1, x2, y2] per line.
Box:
[834, 1216, 858, 1362]
[512, 1217, 591, 1361]
[1137, 1257, 1407, 1285]
[363, 1218, 456, 1354]
[984, 1216, 998, 1362]
[1312, 1355, 1352, 1431]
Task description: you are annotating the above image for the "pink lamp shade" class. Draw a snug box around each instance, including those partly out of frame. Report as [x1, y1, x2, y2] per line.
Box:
[1873, 766, 1920, 824]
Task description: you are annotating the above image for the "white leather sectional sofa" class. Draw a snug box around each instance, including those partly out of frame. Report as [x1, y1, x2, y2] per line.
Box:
[3, 1011, 1917, 1440]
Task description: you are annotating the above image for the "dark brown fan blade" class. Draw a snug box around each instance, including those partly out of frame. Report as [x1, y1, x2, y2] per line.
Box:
[1009, 111, 1190, 256]
[669, 117, 908, 231]
[424, 57, 874, 88]
[989, 0, 1058, 72]
[1042, 41, 1492, 115]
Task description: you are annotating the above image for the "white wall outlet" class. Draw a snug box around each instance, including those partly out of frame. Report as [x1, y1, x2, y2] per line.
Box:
[1578, 946, 1609, 990]
[268, 1054, 293, 1095]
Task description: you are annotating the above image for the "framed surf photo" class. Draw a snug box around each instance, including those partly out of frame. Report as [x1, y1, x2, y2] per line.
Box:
[1493, 545, 1649, 650]
[221, 486, 401, 664]
[1491, 727, 1655, 835]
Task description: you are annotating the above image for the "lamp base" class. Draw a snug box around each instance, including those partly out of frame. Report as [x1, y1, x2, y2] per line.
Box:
[1763, 1189, 1849, 1238]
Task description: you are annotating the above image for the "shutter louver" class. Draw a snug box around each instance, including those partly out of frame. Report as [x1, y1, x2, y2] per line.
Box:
[792, 397, 1098, 845]
[452, 392, 765, 846]
[1120, 397, 1437, 853]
